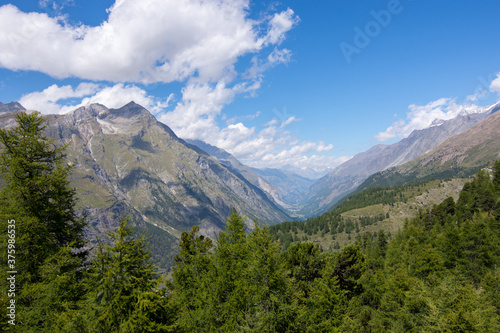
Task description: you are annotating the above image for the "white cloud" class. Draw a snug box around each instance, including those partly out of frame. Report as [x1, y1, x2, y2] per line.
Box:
[281, 116, 299, 127]
[246, 48, 292, 79]
[156, 81, 336, 171]
[490, 73, 500, 95]
[158, 81, 237, 139]
[263, 8, 300, 46]
[19, 83, 172, 114]
[0, 1, 298, 83]
[226, 111, 261, 125]
[39, 0, 75, 14]
[374, 98, 490, 141]
[2, 1, 342, 171]
[466, 88, 487, 102]
[19, 83, 100, 114]
[250, 152, 348, 171]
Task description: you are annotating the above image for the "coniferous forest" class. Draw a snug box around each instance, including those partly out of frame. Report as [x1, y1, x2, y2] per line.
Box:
[1, 113, 500, 332]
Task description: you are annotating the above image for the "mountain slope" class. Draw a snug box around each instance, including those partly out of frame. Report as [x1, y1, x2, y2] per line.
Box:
[184, 139, 280, 204]
[300, 102, 500, 217]
[0, 102, 291, 269]
[359, 107, 500, 190]
[59, 103, 289, 230]
[251, 167, 315, 208]
[186, 139, 315, 211]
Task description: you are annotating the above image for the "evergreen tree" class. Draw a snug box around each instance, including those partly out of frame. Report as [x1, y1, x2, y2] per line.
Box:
[494, 160, 500, 193]
[169, 225, 214, 332]
[0, 112, 86, 261]
[0, 112, 87, 331]
[86, 217, 170, 332]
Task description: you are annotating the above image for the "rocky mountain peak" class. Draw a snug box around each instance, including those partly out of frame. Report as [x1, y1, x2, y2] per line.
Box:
[0, 101, 26, 113]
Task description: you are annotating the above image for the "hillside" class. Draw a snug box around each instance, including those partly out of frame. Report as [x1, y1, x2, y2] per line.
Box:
[299, 102, 500, 217]
[0, 102, 291, 269]
[359, 105, 500, 191]
[270, 177, 470, 252]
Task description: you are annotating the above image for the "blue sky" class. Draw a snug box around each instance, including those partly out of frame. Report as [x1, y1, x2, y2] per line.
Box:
[1, 0, 500, 172]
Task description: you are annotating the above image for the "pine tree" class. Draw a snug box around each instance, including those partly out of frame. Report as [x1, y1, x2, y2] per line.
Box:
[493, 160, 500, 194]
[86, 217, 170, 332]
[0, 112, 87, 331]
[0, 112, 86, 281]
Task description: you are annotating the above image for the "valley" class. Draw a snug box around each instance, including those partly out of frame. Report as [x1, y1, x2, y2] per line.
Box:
[2, 100, 500, 272]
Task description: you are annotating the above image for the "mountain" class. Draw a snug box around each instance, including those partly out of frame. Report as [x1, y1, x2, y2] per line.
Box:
[280, 164, 332, 180]
[0, 102, 291, 269]
[300, 102, 500, 217]
[184, 139, 278, 202]
[251, 167, 315, 209]
[358, 106, 500, 190]
[185, 139, 315, 212]
[0, 101, 25, 113]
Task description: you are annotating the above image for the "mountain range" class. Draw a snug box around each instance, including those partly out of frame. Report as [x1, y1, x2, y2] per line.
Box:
[358, 104, 500, 191]
[298, 101, 500, 217]
[0, 102, 290, 258]
[2, 99, 500, 270]
[185, 139, 315, 212]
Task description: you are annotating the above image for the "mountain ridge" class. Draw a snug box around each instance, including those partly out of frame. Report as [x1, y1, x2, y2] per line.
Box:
[358, 106, 500, 191]
[299, 101, 500, 217]
[186, 139, 316, 212]
[0, 101, 292, 269]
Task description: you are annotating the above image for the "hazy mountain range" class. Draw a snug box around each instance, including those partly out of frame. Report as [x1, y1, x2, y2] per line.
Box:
[358, 104, 500, 191]
[185, 139, 315, 212]
[298, 101, 500, 217]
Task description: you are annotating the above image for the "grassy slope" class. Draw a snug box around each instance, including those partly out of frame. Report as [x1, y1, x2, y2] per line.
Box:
[270, 178, 470, 252]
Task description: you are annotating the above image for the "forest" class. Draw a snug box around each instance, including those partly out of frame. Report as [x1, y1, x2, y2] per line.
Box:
[1, 112, 500, 332]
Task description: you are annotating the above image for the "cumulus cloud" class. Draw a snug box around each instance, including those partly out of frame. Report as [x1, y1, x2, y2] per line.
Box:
[2, 1, 340, 171]
[156, 81, 336, 170]
[19, 83, 173, 114]
[490, 73, 500, 95]
[158, 81, 237, 139]
[374, 98, 491, 141]
[0, 1, 298, 83]
[19, 83, 100, 114]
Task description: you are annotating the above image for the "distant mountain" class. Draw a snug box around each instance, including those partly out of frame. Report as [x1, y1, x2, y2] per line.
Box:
[184, 139, 278, 202]
[0, 102, 291, 269]
[280, 164, 332, 180]
[0, 101, 25, 113]
[185, 139, 314, 211]
[251, 167, 315, 209]
[358, 106, 500, 191]
[300, 101, 500, 217]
